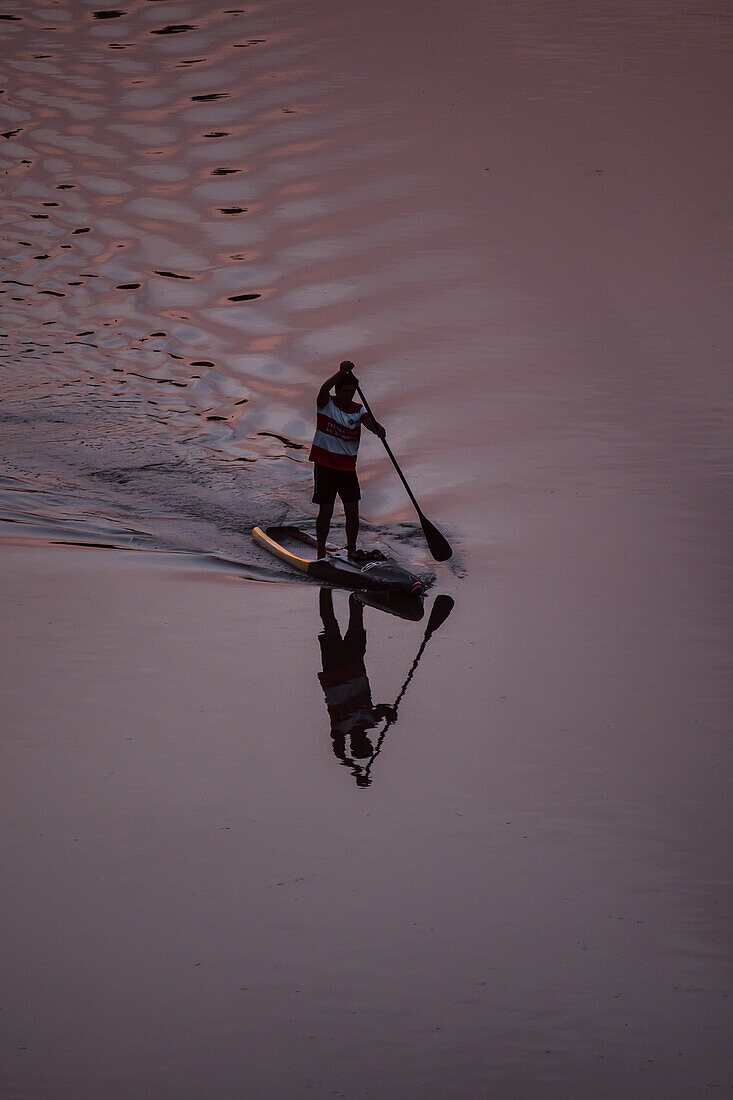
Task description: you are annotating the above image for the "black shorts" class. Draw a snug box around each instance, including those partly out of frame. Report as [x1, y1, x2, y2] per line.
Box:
[312, 464, 361, 507]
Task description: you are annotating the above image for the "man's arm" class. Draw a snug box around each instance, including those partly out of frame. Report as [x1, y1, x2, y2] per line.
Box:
[317, 360, 355, 408]
[362, 412, 386, 439]
[316, 371, 341, 408]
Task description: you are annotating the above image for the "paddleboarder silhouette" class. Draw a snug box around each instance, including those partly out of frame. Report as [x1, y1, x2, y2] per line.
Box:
[316, 588, 455, 787]
[309, 361, 452, 563]
[310, 362, 386, 561]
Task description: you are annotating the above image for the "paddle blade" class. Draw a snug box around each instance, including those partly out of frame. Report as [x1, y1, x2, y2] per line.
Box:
[425, 594, 455, 637]
[418, 511, 453, 561]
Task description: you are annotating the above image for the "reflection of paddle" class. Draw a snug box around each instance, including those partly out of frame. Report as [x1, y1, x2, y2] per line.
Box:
[352, 379, 453, 562]
[363, 594, 455, 783]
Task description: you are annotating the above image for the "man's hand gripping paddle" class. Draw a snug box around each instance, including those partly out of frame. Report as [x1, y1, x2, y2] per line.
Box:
[351, 375, 453, 562]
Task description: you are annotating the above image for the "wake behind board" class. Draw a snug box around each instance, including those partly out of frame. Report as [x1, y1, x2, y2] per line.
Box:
[252, 525, 425, 597]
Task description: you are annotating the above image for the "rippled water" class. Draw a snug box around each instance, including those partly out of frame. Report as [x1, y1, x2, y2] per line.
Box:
[0, 0, 483, 572]
[2, 1, 732, 1097]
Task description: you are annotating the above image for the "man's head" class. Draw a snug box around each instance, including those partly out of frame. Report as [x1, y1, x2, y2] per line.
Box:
[335, 370, 358, 401]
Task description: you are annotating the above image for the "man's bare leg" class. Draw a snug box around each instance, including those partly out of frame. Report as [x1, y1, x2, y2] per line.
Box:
[316, 501, 334, 559]
[345, 501, 359, 557]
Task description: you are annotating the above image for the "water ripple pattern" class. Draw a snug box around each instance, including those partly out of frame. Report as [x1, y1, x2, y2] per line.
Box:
[0, 0, 462, 568]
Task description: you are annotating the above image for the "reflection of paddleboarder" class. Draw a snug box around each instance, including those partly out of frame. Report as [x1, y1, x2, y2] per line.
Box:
[317, 591, 456, 787]
[317, 589, 396, 788]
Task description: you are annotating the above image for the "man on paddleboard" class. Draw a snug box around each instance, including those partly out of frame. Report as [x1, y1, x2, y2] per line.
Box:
[310, 361, 385, 559]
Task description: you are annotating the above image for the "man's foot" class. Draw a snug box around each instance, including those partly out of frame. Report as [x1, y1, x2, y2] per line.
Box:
[348, 547, 386, 563]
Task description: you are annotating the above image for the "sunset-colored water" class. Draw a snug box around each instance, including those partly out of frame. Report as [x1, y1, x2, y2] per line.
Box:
[2, 1, 731, 1096]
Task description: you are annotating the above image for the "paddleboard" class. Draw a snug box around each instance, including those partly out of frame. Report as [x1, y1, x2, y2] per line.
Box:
[252, 525, 425, 597]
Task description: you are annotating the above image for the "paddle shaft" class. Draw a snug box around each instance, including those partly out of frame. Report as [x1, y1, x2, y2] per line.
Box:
[364, 595, 454, 781]
[353, 379, 453, 561]
[354, 385, 422, 512]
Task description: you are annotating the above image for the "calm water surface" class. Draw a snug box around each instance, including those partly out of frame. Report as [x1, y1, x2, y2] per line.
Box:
[1, 1, 731, 1096]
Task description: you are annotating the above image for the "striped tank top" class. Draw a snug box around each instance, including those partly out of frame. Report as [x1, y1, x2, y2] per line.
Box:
[309, 396, 367, 471]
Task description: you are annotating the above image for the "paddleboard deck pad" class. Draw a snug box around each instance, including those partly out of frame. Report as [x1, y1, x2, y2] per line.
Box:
[252, 525, 425, 597]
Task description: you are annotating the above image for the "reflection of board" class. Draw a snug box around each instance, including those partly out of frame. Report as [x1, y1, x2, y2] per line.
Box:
[355, 589, 425, 621]
[252, 525, 425, 597]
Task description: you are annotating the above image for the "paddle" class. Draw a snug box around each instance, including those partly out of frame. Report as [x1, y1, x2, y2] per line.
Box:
[351, 377, 453, 562]
[363, 594, 455, 783]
